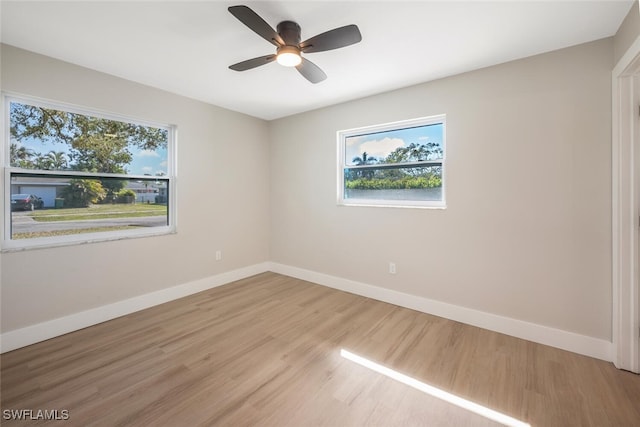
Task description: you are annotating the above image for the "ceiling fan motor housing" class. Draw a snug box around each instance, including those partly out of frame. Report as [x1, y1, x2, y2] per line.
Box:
[277, 21, 301, 46]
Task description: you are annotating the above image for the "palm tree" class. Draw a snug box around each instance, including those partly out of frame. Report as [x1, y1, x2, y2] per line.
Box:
[10, 143, 35, 168]
[352, 151, 377, 166]
[33, 151, 68, 170]
[33, 152, 50, 170]
[45, 150, 69, 169]
[352, 151, 377, 179]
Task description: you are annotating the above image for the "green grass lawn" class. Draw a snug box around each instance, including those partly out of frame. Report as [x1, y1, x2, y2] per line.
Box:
[28, 203, 167, 222]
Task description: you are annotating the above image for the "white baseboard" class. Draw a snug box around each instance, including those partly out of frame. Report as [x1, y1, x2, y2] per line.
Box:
[0, 262, 270, 353]
[268, 262, 614, 362]
[2, 261, 614, 362]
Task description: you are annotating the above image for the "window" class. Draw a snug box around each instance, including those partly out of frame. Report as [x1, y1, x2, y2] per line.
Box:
[3, 94, 176, 250]
[338, 115, 445, 208]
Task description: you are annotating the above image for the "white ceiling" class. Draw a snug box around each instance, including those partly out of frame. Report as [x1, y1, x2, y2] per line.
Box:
[0, 1, 635, 120]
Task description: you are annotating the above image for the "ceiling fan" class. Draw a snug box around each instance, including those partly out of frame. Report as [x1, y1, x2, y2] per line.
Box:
[228, 5, 362, 84]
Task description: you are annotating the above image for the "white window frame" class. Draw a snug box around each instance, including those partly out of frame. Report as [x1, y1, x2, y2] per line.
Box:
[2, 93, 177, 251]
[337, 115, 446, 208]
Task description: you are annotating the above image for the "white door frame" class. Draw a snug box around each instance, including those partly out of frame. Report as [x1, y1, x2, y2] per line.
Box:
[612, 35, 640, 373]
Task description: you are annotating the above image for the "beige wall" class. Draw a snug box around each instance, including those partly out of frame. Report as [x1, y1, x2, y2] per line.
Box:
[0, 35, 618, 343]
[269, 39, 613, 340]
[614, 1, 640, 65]
[0, 45, 270, 332]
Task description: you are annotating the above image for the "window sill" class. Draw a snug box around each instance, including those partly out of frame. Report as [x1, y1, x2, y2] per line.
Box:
[338, 199, 446, 209]
[1, 227, 176, 252]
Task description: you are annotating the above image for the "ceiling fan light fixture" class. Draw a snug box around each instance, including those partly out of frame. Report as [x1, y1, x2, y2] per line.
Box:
[276, 45, 301, 67]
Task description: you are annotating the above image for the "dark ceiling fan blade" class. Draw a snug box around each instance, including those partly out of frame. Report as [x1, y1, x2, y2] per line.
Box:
[295, 58, 327, 84]
[300, 24, 362, 53]
[228, 5, 284, 47]
[229, 54, 276, 71]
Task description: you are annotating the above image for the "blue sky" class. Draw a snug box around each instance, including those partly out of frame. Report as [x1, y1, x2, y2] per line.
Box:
[345, 123, 443, 165]
[131, 147, 168, 176]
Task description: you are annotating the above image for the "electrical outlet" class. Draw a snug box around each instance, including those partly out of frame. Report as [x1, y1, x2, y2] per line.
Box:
[215, 250, 222, 261]
[389, 262, 396, 274]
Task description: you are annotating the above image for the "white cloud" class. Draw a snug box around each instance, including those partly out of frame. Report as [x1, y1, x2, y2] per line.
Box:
[142, 166, 153, 174]
[358, 137, 405, 159]
[345, 136, 362, 147]
[138, 149, 160, 158]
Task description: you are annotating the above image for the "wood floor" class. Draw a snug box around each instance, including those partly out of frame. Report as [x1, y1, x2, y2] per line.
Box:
[1, 272, 639, 426]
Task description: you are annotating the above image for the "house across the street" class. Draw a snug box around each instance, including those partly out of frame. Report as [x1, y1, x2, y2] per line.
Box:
[10, 175, 166, 207]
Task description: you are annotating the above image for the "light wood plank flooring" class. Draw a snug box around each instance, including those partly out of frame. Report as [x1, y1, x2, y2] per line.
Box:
[1, 272, 639, 426]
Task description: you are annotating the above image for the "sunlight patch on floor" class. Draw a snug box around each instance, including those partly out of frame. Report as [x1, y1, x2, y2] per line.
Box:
[340, 349, 531, 427]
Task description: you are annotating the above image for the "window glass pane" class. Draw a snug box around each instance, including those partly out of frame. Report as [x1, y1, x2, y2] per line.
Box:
[10, 174, 169, 240]
[345, 123, 443, 166]
[4, 95, 175, 249]
[344, 165, 442, 201]
[339, 116, 445, 207]
[9, 101, 168, 175]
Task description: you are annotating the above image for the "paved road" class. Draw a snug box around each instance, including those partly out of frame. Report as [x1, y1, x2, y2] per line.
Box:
[11, 211, 166, 234]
